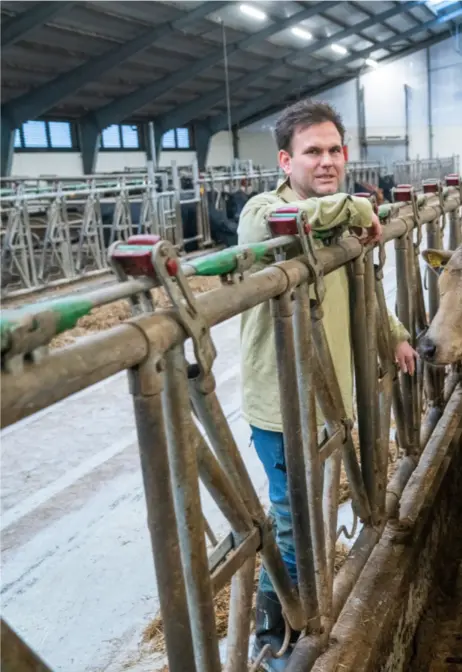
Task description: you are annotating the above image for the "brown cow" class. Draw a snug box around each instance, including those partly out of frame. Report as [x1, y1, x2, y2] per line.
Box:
[418, 244, 462, 365]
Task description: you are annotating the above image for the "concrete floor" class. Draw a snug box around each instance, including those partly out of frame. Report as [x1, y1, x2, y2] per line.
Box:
[0, 236, 435, 671]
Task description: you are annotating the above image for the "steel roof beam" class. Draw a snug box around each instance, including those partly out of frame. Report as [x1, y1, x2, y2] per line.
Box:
[156, 1, 421, 132]
[1, 1, 75, 48]
[206, 1, 424, 134]
[80, 2, 338, 130]
[210, 4, 462, 133]
[1, 1, 229, 128]
[241, 30, 456, 129]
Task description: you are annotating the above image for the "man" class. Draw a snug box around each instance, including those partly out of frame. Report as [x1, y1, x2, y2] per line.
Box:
[237, 100, 417, 670]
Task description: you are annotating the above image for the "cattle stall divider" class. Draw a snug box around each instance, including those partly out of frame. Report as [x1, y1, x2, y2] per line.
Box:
[1, 177, 461, 671]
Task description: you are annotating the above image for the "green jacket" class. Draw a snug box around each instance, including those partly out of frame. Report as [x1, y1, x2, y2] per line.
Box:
[238, 180, 410, 432]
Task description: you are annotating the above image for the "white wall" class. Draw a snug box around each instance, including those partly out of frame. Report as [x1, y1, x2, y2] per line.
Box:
[207, 131, 234, 166]
[429, 38, 462, 158]
[238, 36, 462, 166]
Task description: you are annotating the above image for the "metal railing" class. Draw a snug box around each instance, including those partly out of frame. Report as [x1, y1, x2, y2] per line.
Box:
[1, 179, 461, 671]
[393, 155, 459, 189]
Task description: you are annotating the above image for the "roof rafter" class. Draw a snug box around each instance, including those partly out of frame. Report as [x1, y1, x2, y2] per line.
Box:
[1, 1, 75, 48]
[2, 1, 229, 128]
[79, 1, 338, 130]
[156, 0, 421, 132]
[210, 4, 462, 133]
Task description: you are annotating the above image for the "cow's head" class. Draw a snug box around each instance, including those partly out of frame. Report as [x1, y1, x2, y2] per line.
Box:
[418, 244, 462, 365]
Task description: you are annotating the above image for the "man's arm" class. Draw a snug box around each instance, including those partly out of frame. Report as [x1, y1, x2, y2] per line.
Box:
[238, 191, 376, 245]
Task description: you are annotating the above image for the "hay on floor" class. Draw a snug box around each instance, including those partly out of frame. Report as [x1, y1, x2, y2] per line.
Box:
[143, 542, 351, 657]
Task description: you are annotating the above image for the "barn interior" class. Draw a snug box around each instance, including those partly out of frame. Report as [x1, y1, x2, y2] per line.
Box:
[1, 2, 462, 672]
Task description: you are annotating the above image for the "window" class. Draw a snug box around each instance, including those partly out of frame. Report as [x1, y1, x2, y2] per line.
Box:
[101, 125, 121, 148]
[23, 120, 47, 148]
[121, 125, 139, 149]
[14, 120, 74, 150]
[161, 130, 176, 149]
[161, 127, 192, 150]
[48, 121, 72, 148]
[100, 124, 140, 149]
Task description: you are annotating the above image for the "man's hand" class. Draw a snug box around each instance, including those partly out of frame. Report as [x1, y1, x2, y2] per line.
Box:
[395, 340, 419, 375]
[351, 212, 382, 245]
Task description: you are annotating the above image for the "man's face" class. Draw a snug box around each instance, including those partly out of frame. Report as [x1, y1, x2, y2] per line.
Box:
[278, 121, 345, 198]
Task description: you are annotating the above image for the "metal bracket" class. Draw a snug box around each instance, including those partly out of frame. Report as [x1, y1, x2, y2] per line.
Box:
[151, 240, 217, 379]
[109, 234, 216, 380]
[220, 247, 256, 285]
[266, 206, 326, 307]
[423, 179, 445, 234]
[392, 184, 422, 249]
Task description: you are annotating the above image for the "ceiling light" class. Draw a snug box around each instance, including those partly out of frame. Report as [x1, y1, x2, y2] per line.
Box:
[291, 26, 312, 40]
[365, 58, 378, 68]
[331, 43, 348, 55]
[239, 4, 266, 20]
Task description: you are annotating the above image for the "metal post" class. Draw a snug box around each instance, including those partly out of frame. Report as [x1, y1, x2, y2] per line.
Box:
[271, 290, 319, 630]
[449, 208, 461, 249]
[1, 618, 53, 672]
[224, 556, 256, 672]
[162, 344, 221, 672]
[364, 251, 383, 515]
[292, 284, 329, 622]
[426, 47, 433, 159]
[349, 255, 378, 516]
[129, 354, 196, 672]
[394, 233, 419, 454]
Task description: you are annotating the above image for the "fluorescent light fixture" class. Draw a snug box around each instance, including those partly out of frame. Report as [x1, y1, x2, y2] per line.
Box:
[291, 26, 312, 40]
[239, 3, 266, 20]
[365, 58, 378, 68]
[331, 43, 348, 55]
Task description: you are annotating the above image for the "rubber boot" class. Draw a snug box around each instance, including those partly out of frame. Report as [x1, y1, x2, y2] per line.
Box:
[251, 590, 299, 671]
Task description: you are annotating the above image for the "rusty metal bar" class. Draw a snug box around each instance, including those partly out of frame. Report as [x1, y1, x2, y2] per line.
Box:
[448, 208, 461, 249]
[188, 372, 305, 631]
[195, 429, 254, 538]
[129, 355, 196, 672]
[365, 251, 383, 515]
[398, 383, 462, 529]
[349, 254, 377, 516]
[210, 529, 259, 595]
[292, 283, 329, 622]
[224, 556, 256, 672]
[394, 233, 419, 455]
[310, 317, 372, 525]
[1, 618, 53, 672]
[162, 344, 221, 672]
[272, 289, 319, 629]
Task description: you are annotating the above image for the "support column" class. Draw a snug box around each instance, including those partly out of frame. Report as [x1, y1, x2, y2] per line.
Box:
[144, 122, 161, 166]
[79, 117, 100, 175]
[356, 76, 367, 161]
[426, 47, 433, 159]
[232, 124, 240, 160]
[1, 114, 15, 177]
[193, 121, 212, 171]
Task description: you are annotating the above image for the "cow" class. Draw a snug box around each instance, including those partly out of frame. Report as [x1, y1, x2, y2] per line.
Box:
[417, 244, 462, 365]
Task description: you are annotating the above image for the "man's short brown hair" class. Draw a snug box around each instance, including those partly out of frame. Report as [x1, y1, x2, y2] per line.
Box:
[274, 99, 346, 154]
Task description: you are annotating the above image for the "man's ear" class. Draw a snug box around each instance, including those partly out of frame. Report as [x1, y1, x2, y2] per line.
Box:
[278, 149, 292, 175]
[421, 248, 454, 276]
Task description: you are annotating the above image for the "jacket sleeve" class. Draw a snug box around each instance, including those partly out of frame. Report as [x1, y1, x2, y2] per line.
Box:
[238, 191, 374, 245]
[387, 310, 411, 347]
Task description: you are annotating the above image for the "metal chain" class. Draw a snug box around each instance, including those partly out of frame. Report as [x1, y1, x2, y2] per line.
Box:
[337, 506, 358, 541]
[249, 613, 292, 672]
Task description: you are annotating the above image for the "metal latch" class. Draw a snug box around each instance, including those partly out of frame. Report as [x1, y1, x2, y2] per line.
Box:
[109, 234, 216, 379]
[266, 206, 326, 306]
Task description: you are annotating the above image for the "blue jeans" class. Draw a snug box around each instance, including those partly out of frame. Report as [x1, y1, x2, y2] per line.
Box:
[251, 425, 297, 595]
